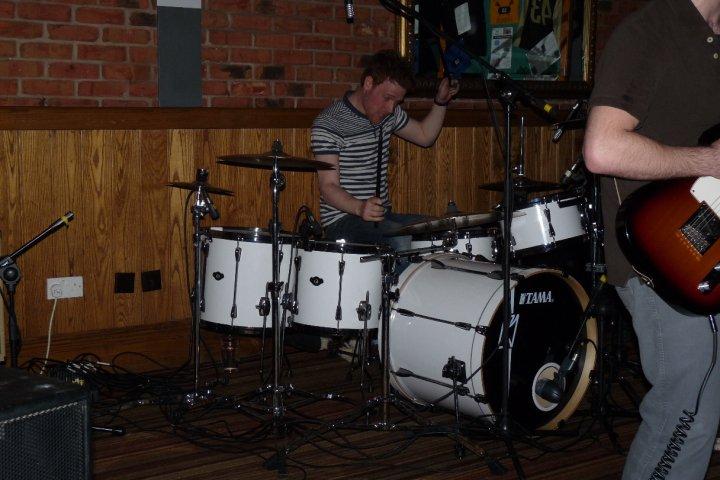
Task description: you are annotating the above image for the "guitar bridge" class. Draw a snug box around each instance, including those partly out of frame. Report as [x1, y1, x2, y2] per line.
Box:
[680, 202, 720, 255]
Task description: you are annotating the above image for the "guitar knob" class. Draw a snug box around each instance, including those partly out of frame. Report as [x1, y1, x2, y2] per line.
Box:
[698, 281, 712, 293]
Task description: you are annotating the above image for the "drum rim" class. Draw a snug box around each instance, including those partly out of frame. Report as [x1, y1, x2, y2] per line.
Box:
[290, 322, 378, 334]
[200, 319, 270, 335]
[205, 226, 295, 243]
[515, 193, 583, 210]
[304, 240, 381, 254]
[512, 236, 588, 257]
[411, 227, 499, 242]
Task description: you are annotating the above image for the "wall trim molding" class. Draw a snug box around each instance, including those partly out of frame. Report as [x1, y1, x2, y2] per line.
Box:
[0, 105, 557, 131]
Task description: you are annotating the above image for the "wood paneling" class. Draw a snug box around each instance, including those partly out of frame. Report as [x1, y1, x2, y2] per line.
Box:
[0, 121, 581, 364]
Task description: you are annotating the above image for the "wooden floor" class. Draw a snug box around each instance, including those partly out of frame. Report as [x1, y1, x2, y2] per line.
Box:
[89, 346, 720, 480]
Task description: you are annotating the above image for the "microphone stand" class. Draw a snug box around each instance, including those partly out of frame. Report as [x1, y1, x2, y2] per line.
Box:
[497, 85, 526, 479]
[376, 2, 563, 477]
[0, 212, 75, 368]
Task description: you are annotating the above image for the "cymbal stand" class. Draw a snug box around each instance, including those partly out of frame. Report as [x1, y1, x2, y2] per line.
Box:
[188, 169, 219, 402]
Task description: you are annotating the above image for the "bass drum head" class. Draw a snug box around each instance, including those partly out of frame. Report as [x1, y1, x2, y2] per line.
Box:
[479, 271, 596, 431]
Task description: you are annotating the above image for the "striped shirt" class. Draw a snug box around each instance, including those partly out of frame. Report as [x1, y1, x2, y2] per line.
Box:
[311, 93, 409, 226]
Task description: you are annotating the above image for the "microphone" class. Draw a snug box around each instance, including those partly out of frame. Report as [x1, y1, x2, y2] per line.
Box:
[344, 0, 354, 23]
[560, 157, 585, 187]
[552, 99, 584, 143]
[535, 350, 581, 403]
[305, 210, 323, 237]
[204, 192, 220, 220]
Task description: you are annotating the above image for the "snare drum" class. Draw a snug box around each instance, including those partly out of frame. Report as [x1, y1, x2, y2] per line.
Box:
[410, 227, 498, 261]
[200, 227, 295, 334]
[507, 193, 587, 257]
[386, 253, 596, 431]
[293, 240, 381, 332]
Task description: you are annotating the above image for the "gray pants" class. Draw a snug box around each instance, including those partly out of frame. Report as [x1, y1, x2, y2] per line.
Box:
[616, 277, 720, 480]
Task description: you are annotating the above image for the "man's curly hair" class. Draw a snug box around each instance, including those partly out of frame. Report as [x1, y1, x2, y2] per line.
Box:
[359, 50, 415, 92]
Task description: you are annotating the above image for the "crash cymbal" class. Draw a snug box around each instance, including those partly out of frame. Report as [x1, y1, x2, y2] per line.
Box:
[217, 152, 335, 172]
[479, 176, 562, 193]
[386, 211, 499, 236]
[166, 181, 234, 196]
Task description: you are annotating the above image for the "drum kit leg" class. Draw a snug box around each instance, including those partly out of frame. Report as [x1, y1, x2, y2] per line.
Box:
[165, 132, 641, 476]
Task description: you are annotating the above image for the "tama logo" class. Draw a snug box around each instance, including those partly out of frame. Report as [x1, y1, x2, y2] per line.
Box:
[519, 291, 554, 305]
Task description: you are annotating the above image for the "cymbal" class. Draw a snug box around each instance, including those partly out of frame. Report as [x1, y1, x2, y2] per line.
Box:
[386, 212, 498, 236]
[478, 176, 562, 193]
[217, 152, 335, 172]
[166, 181, 234, 196]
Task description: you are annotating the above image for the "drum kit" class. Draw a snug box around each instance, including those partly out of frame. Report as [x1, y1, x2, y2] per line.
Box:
[166, 136, 600, 442]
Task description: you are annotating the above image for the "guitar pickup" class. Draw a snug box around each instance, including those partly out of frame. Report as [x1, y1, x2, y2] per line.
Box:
[697, 263, 720, 294]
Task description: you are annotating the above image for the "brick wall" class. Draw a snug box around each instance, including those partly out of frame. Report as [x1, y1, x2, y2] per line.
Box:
[202, 0, 396, 108]
[0, 0, 649, 108]
[0, 0, 157, 106]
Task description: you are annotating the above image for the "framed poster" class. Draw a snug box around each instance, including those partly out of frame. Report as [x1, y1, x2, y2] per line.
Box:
[396, 0, 597, 98]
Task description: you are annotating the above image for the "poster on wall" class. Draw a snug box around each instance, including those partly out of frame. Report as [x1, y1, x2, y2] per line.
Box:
[408, 0, 577, 82]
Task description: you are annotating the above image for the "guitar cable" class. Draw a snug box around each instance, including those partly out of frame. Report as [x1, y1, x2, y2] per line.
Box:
[649, 314, 718, 480]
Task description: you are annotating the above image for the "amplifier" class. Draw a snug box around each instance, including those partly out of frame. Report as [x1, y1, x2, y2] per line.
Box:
[0, 367, 91, 480]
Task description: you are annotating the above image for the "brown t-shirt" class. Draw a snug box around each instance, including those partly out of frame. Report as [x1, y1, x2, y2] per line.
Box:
[588, 0, 720, 286]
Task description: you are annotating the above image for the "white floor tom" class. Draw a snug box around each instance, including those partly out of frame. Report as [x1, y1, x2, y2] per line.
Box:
[293, 240, 381, 333]
[387, 253, 596, 431]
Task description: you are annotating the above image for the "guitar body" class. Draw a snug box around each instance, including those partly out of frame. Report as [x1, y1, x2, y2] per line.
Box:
[617, 178, 720, 315]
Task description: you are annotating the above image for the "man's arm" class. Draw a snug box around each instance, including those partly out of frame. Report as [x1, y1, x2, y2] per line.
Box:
[395, 77, 459, 147]
[583, 105, 720, 180]
[316, 153, 385, 222]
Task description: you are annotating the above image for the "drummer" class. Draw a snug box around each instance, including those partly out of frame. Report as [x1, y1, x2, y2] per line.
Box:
[311, 50, 459, 254]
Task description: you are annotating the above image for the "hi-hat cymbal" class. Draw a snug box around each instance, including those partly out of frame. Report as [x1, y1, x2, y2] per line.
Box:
[386, 211, 498, 236]
[166, 181, 234, 196]
[479, 176, 562, 193]
[218, 152, 335, 172]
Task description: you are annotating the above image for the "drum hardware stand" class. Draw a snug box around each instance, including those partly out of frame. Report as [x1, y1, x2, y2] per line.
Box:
[271, 246, 498, 467]
[579, 172, 641, 453]
[221, 239, 243, 375]
[217, 141, 337, 476]
[186, 169, 222, 404]
[0, 211, 75, 368]
[344, 292, 374, 396]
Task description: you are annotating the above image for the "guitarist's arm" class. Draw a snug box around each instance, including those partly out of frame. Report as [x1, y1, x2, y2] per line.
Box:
[583, 105, 720, 180]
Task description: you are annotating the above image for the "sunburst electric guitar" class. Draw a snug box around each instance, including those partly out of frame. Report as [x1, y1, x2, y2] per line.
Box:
[617, 176, 720, 314]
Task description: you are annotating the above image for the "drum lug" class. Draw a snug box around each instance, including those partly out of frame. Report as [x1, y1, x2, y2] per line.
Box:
[388, 288, 399, 302]
[356, 299, 372, 322]
[256, 296, 270, 317]
[281, 292, 298, 315]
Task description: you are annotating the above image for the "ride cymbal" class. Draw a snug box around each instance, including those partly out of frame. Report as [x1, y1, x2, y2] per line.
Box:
[218, 153, 335, 172]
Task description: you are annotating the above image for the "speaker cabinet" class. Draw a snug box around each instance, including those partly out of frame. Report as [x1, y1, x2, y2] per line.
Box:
[0, 367, 91, 480]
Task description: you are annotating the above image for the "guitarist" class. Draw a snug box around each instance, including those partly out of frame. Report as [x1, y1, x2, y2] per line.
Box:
[583, 0, 720, 478]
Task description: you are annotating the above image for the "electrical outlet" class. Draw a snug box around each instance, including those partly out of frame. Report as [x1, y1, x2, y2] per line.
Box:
[46, 276, 83, 300]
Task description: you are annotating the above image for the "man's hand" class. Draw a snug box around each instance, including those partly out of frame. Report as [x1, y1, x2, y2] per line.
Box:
[434, 77, 460, 105]
[358, 197, 385, 222]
